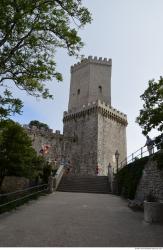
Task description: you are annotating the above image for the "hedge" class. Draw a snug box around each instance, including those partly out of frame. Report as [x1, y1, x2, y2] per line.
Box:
[116, 156, 149, 199]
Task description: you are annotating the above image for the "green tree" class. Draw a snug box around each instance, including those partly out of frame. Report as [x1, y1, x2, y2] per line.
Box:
[0, 89, 23, 120]
[42, 163, 53, 183]
[0, 0, 92, 118]
[136, 77, 163, 135]
[0, 120, 44, 186]
[29, 120, 49, 130]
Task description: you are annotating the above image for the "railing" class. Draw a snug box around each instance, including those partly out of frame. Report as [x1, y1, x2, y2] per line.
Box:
[53, 164, 65, 190]
[0, 184, 48, 211]
[119, 141, 162, 169]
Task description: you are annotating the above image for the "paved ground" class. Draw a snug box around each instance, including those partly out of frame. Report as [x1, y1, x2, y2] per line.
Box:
[0, 192, 163, 247]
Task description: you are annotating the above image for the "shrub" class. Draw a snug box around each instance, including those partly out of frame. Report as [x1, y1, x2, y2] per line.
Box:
[0, 120, 46, 186]
[116, 156, 149, 199]
[152, 151, 163, 170]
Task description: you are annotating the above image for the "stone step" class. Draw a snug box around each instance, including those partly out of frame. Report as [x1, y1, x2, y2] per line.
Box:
[57, 176, 111, 194]
[57, 189, 110, 194]
[59, 180, 109, 185]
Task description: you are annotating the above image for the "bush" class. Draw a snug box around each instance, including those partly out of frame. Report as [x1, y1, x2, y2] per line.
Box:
[116, 157, 149, 199]
[155, 134, 163, 150]
[41, 163, 52, 184]
[0, 120, 46, 186]
[152, 151, 163, 170]
[29, 120, 49, 130]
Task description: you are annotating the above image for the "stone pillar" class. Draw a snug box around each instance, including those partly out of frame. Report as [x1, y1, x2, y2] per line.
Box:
[108, 163, 113, 192]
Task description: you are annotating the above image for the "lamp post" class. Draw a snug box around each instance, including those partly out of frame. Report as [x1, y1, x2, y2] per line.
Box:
[115, 150, 120, 174]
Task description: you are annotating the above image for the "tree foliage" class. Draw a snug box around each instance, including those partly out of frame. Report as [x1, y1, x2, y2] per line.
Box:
[136, 77, 163, 135]
[0, 89, 23, 120]
[0, 0, 91, 118]
[29, 120, 49, 130]
[0, 120, 45, 185]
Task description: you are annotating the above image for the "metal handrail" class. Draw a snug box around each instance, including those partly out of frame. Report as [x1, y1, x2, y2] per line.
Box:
[0, 183, 48, 208]
[119, 141, 162, 169]
[54, 165, 64, 190]
[0, 184, 48, 197]
[0, 188, 48, 208]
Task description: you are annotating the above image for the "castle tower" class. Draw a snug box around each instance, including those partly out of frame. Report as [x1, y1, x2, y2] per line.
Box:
[68, 56, 111, 112]
[63, 56, 127, 175]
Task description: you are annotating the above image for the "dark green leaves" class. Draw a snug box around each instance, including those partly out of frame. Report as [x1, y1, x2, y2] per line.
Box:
[29, 120, 49, 130]
[0, 0, 92, 119]
[136, 77, 163, 135]
[0, 89, 23, 119]
[0, 120, 37, 183]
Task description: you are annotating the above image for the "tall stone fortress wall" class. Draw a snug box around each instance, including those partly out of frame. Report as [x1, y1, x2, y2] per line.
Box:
[63, 56, 128, 175]
[97, 101, 127, 175]
[63, 105, 98, 175]
[24, 125, 64, 167]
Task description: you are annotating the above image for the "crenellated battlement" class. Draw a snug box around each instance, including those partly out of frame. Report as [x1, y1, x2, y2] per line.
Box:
[63, 100, 127, 126]
[97, 100, 127, 118]
[23, 125, 63, 138]
[71, 56, 112, 73]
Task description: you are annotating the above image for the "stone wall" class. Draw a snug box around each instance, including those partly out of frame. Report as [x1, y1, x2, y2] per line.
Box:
[98, 113, 127, 175]
[63, 100, 127, 176]
[97, 100, 127, 175]
[24, 125, 64, 167]
[63, 109, 98, 176]
[135, 159, 163, 201]
[0, 176, 29, 193]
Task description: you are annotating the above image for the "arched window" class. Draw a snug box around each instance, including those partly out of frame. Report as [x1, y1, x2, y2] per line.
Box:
[77, 89, 80, 95]
[99, 86, 102, 93]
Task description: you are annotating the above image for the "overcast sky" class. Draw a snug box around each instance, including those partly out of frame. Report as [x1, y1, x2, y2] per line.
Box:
[11, 0, 163, 155]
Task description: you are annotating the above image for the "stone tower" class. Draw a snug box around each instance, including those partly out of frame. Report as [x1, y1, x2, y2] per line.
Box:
[63, 56, 127, 176]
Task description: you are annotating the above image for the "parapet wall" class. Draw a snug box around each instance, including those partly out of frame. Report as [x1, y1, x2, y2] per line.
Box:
[23, 125, 63, 138]
[71, 56, 112, 73]
[63, 100, 127, 126]
[23, 125, 64, 166]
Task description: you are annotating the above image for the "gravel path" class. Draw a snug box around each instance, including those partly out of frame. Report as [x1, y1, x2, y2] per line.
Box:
[0, 192, 162, 247]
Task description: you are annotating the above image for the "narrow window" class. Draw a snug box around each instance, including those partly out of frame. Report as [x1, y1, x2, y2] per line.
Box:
[99, 86, 102, 93]
[77, 89, 80, 95]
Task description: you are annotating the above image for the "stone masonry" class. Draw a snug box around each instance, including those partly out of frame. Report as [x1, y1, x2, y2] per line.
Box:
[68, 56, 112, 112]
[1, 176, 29, 193]
[24, 125, 64, 168]
[63, 56, 128, 176]
[135, 159, 163, 201]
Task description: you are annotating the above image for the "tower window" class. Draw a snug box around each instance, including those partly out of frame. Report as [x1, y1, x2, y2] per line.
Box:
[77, 89, 80, 95]
[99, 86, 102, 93]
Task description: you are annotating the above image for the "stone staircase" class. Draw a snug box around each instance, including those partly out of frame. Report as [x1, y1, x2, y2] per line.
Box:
[57, 176, 111, 194]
